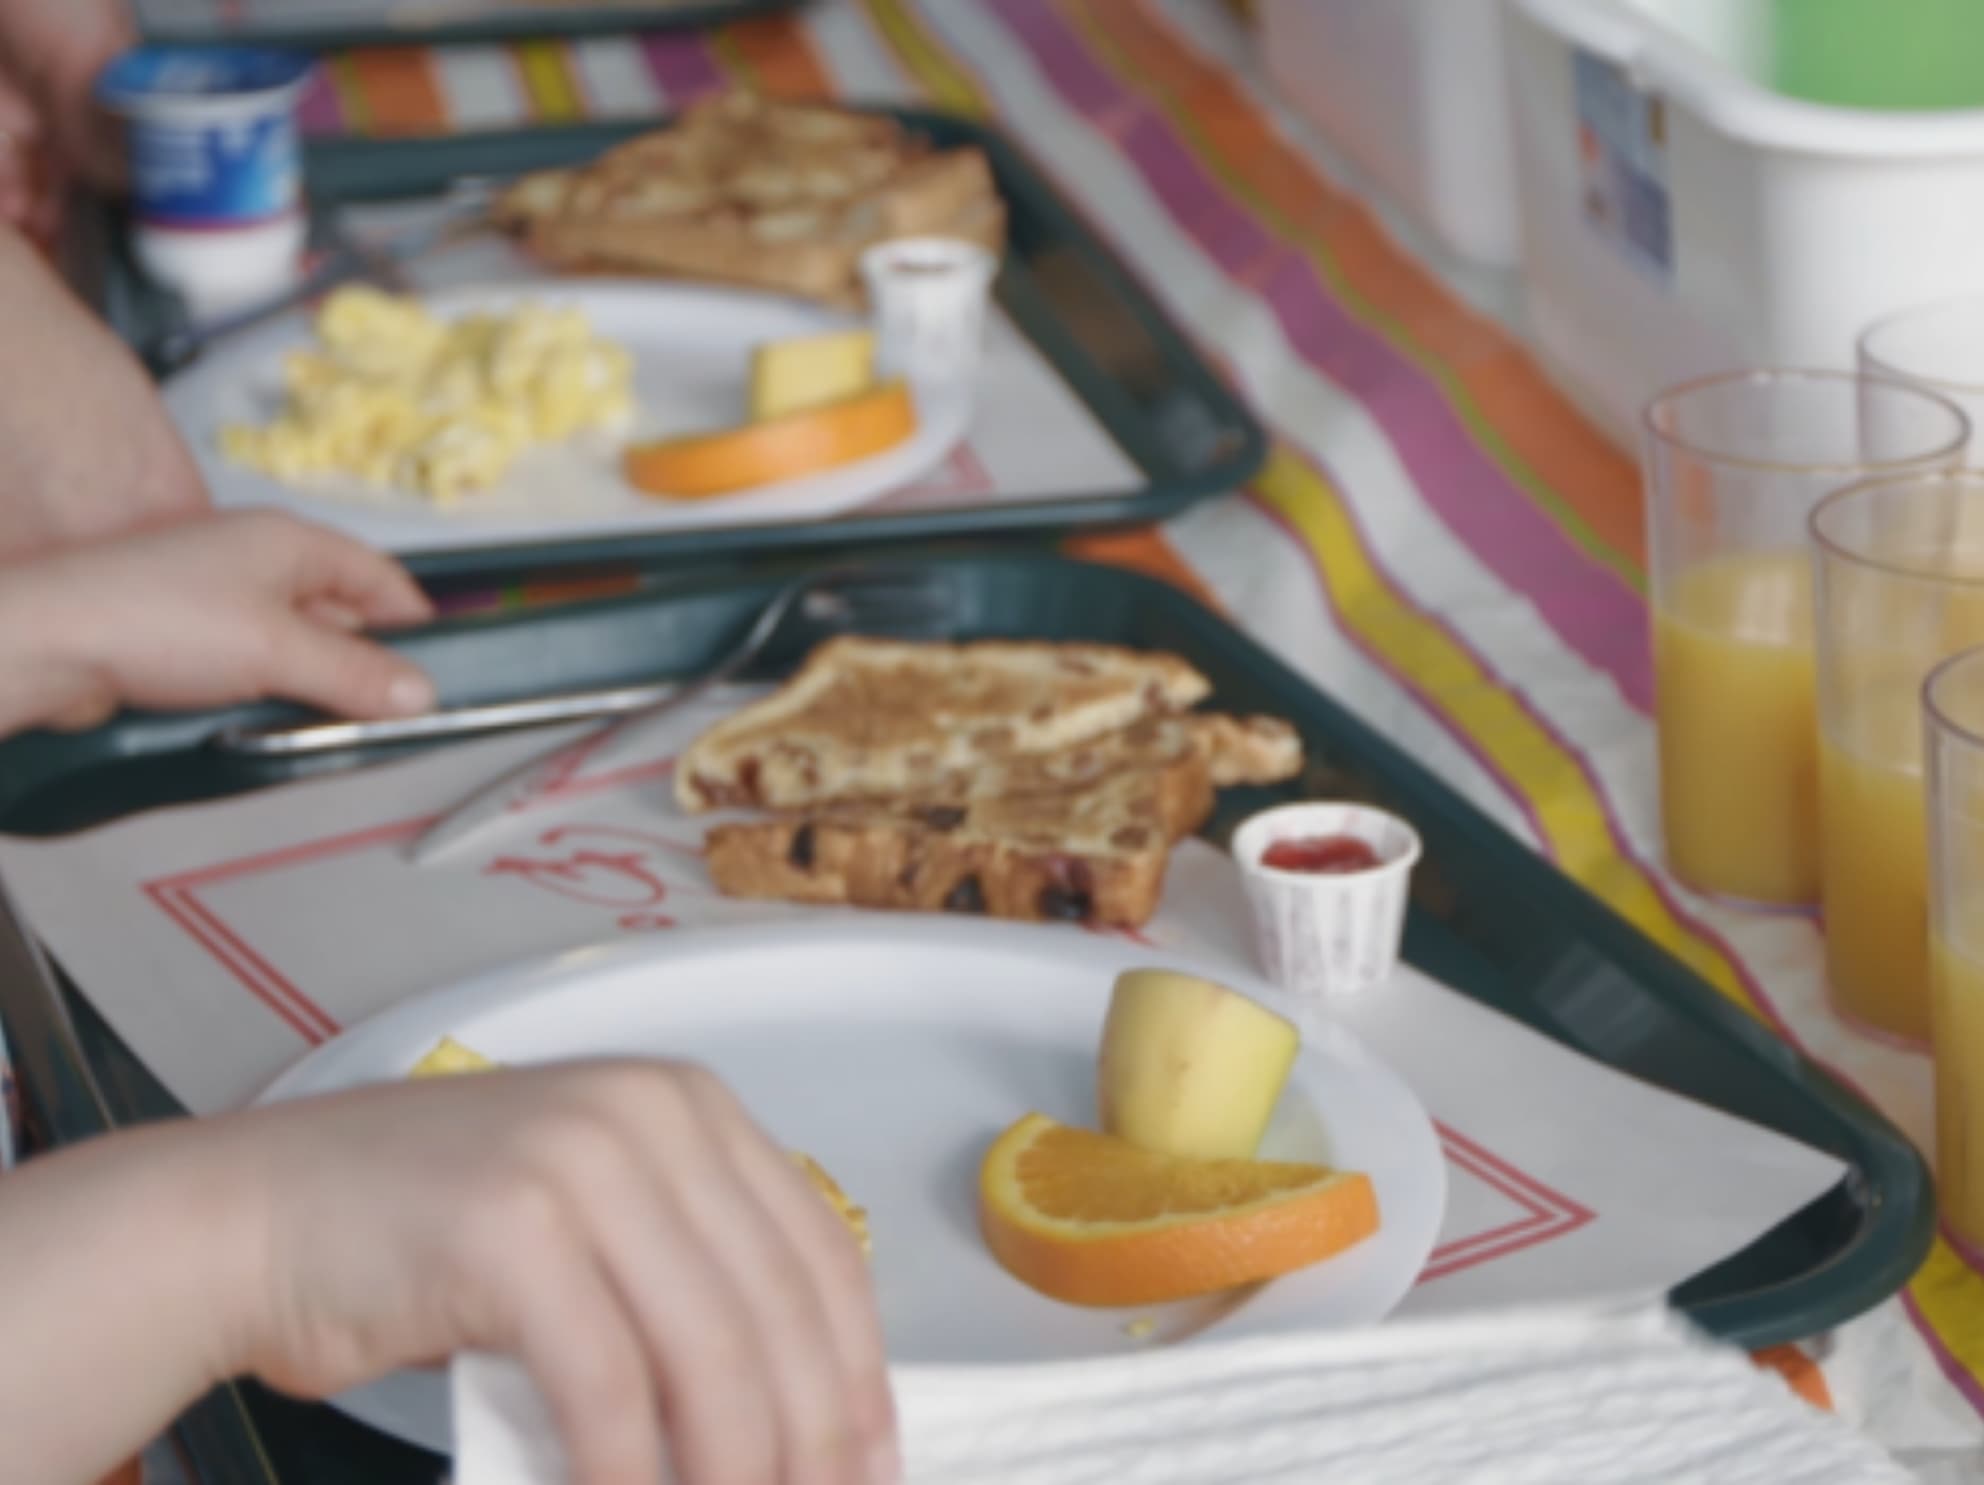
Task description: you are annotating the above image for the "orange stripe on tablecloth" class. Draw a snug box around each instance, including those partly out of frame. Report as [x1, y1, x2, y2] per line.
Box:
[1104, 1, 1645, 574]
[715, 14, 835, 98]
[1755, 1345, 1834, 1412]
[336, 48, 449, 136]
[1066, 528, 1222, 612]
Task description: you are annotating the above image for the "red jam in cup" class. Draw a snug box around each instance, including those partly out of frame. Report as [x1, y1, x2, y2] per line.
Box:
[1261, 834, 1382, 875]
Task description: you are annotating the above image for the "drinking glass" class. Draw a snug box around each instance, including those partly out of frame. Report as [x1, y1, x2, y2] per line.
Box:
[1860, 296, 1984, 452]
[1643, 371, 1967, 905]
[1813, 473, 1984, 1043]
[1926, 646, 1984, 1257]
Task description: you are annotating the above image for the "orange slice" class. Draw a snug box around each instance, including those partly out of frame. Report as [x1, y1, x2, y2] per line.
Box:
[978, 1112, 1378, 1307]
[624, 381, 916, 499]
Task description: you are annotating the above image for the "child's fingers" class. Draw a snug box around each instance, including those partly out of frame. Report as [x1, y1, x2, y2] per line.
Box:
[252, 514, 434, 629]
[300, 597, 364, 632]
[690, 1078, 897, 1480]
[262, 617, 435, 721]
[500, 1241, 668, 1485]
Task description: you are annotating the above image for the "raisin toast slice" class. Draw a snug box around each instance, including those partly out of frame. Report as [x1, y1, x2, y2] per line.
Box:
[496, 91, 1005, 306]
[699, 713, 1303, 927]
[884, 712, 1301, 805]
[703, 759, 1203, 928]
[676, 637, 1212, 813]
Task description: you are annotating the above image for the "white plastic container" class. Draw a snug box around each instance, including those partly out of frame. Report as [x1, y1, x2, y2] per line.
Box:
[1508, 0, 1984, 446]
[97, 46, 313, 316]
[1258, 0, 1520, 267]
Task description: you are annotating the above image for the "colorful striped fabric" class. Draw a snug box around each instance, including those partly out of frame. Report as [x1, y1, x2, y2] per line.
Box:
[298, 0, 1976, 1460]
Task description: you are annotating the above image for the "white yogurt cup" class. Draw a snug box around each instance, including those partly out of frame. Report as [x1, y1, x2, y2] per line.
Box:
[97, 46, 314, 315]
[858, 236, 999, 389]
[1231, 801, 1422, 1004]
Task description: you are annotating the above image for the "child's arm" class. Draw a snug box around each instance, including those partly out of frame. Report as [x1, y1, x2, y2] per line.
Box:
[0, 1062, 896, 1485]
[0, 510, 437, 736]
[0, 229, 211, 560]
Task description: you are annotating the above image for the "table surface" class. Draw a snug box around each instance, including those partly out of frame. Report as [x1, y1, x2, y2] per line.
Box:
[115, 1, 1984, 1479]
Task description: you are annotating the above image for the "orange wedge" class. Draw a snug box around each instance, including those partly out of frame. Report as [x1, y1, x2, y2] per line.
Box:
[624, 381, 916, 499]
[978, 1112, 1378, 1307]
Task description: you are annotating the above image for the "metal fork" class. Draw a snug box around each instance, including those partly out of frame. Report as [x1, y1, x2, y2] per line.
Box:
[404, 569, 953, 866]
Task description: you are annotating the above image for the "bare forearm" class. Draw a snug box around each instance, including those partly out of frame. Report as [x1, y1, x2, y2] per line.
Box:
[0, 1122, 257, 1484]
[0, 563, 98, 735]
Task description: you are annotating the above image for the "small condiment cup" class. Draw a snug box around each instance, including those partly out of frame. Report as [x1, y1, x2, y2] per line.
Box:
[1231, 801, 1421, 1004]
[858, 236, 998, 388]
[96, 45, 314, 316]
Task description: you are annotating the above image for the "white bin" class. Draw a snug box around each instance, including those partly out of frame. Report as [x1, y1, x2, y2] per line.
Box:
[1508, 0, 1984, 446]
[1258, 0, 1520, 268]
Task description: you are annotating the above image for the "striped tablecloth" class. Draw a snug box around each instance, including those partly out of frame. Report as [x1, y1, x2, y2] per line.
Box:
[225, 0, 1984, 1475]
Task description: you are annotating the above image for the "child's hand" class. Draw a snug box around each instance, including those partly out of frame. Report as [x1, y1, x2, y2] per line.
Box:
[219, 1062, 896, 1485]
[0, 510, 437, 732]
[0, 0, 131, 194]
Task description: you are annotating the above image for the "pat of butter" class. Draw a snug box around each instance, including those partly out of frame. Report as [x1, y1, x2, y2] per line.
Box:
[409, 1036, 497, 1077]
[749, 328, 876, 421]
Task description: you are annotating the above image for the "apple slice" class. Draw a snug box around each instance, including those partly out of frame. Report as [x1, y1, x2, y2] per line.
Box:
[1097, 968, 1300, 1159]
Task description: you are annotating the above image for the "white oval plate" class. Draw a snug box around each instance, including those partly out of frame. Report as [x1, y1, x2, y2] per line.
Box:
[165, 280, 973, 554]
[256, 916, 1446, 1454]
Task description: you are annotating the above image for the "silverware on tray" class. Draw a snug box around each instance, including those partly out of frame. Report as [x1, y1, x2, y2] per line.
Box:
[403, 569, 954, 865]
[210, 680, 699, 757]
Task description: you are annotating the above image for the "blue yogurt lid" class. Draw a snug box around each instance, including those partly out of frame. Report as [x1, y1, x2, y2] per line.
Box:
[97, 46, 313, 111]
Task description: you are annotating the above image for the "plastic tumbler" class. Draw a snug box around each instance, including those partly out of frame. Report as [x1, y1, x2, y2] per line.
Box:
[1643, 370, 1967, 906]
[1813, 473, 1984, 1044]
[1925, 645, 1984, 1257]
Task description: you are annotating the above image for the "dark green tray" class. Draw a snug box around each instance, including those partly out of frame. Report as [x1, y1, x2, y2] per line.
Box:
[90, 112, 1268, 588]
[135, 0, 807, 51]
[0, 552, 1930, 1483]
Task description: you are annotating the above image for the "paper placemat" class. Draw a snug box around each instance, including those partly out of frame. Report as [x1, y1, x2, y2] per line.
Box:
[0, 689, 1846, 1320]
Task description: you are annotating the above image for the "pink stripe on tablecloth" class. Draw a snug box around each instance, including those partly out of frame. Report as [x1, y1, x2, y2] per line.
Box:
[638, 31, 727, 105]
[988, 0, 1654, 710]
[297, 66, 345, 137]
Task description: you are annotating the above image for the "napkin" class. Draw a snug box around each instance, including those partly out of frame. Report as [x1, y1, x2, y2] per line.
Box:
[451, 1304, 1911, 1484]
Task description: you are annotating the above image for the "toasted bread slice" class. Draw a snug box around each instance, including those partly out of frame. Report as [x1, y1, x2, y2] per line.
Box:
[841, 712, 1299, 814]
[1186, 713, 1304, 788]
[497, 92, 1005, 305]
[677, 638, 1212, 813]
[704, 758, 1205, 927]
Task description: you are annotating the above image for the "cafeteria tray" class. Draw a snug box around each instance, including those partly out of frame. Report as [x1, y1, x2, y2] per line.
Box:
[84, 112, 1269, 588]
[134, 0, 808, 51]
[0, 552, 1930, 1483]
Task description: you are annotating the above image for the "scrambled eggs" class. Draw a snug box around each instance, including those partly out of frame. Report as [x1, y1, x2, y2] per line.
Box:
[220, 286, 635, 503]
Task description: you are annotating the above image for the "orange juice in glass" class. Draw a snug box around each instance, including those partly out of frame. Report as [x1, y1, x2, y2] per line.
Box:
[1925, 646, 1984, 1256]
[1644, 372, 1967, 905]
[1814, 474, 1984, 1044]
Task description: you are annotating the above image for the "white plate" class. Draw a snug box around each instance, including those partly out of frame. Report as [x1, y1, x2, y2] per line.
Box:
[256, 917, 1446, 1454]
[166, 280, 973, 554]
